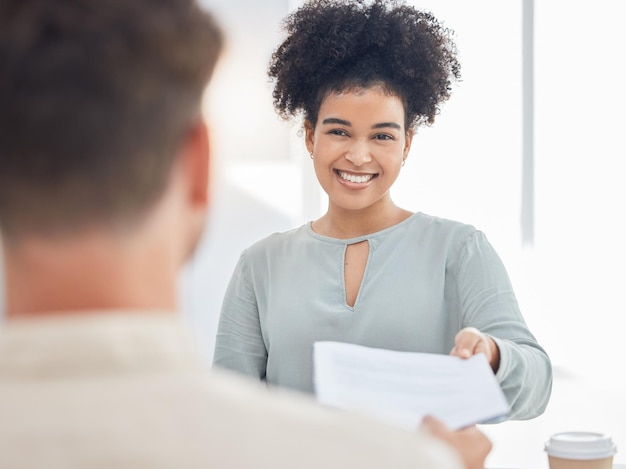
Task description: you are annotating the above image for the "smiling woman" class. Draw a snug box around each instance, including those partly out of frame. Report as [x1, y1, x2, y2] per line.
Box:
[212, 0, 551, 424]
[305, 89, 411, 235]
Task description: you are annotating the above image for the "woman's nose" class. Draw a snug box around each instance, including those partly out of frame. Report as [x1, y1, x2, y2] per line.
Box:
[344, 141, 372, 166]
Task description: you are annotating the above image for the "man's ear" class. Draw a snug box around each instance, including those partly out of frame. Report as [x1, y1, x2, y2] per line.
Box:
[175, 117, 211, 262]
[181, 118, 211, 209]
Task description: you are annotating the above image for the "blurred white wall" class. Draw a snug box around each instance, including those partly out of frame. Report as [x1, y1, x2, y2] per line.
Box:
[533, 0, 626, 375]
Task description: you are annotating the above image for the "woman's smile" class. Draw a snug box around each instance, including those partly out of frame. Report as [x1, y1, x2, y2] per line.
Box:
[335, 169, 378, 186]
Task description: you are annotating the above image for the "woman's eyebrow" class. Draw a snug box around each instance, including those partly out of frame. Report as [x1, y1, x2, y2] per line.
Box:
[372, 122, 402, 130]
[322, 117, 351, 126]
[321, 118, 401, 130]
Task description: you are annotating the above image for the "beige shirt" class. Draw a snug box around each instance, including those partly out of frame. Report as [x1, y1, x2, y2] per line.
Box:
[0, 312, 463, 469]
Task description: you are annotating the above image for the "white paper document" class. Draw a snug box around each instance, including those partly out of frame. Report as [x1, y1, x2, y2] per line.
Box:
[313, 341, 509, 431]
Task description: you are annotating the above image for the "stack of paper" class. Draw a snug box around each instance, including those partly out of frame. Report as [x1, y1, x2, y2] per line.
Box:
[313, 341, 509, 431]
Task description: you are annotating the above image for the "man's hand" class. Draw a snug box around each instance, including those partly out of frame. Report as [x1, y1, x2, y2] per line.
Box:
[450, 327, 500, 373]
[421, 416, 492, 469]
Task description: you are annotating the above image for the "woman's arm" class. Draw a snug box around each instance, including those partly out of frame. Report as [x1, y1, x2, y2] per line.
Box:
[451, 230, 552, 420]
[213, 250, 268, 381]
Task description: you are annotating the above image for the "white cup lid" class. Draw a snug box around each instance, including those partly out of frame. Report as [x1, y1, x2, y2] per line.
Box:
[545, 432, 617, 460]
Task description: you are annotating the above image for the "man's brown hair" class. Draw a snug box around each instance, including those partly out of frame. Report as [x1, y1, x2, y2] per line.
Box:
[0, 0, 222, 237]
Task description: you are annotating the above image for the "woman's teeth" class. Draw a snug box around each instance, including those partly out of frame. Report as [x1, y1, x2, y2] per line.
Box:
[337, 171, 374, 183]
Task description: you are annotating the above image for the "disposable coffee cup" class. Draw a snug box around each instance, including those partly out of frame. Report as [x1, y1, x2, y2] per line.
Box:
[545, 431, 617, 469]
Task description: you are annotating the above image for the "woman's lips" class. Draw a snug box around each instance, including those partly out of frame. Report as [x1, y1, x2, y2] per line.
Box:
[335, 169, 377, 184]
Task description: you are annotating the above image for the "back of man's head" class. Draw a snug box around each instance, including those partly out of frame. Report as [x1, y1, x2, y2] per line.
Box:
[0, 0, 222, 238]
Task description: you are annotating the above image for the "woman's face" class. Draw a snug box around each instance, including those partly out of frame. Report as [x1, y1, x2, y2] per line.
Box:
[305, 86, 413, 214]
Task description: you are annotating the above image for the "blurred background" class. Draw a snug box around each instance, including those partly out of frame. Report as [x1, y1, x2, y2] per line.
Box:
[1, 0, 624, 467]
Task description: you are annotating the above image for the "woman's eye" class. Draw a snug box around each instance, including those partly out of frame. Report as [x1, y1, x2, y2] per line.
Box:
[329, 129, 348, 137]
[373, 133, 394, 141]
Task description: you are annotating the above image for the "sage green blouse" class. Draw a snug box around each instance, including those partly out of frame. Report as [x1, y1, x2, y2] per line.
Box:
[214, 212, 552, 420]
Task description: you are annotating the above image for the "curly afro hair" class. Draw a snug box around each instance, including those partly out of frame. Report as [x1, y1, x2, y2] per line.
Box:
[268, 0, 461, 130]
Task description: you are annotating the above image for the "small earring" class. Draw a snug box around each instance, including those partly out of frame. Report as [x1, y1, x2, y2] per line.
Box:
[401, 158, 406, 167]
[309, 152, 314, 159]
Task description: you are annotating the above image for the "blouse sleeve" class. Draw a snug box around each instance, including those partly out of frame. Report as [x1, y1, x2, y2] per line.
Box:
[453, 230, 552, 420]
[213, 250, 268, 382]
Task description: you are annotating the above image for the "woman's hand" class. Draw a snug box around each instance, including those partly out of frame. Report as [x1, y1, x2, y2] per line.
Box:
[421, 415, 492, 469]
[450, 327, 500, 373]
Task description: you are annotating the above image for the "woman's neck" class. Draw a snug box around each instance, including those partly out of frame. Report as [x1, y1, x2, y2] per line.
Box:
[312, 201, 413, 239]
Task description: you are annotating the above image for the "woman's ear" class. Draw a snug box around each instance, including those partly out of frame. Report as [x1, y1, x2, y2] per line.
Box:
[403, 128, 414, 158]
[304, 120, 315, 155]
